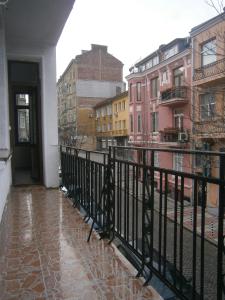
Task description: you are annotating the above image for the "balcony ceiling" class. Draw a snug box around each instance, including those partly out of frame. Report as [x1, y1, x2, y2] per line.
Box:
[5, 0, 75, 47]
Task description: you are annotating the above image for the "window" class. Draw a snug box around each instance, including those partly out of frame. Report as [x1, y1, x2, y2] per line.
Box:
[137, 114, 142, 132]
[201, 39, 216, 66]
[164, 45, 178, 60]
[108, 123, 112, 131]
[129, 83, 132, 102]
[107, 105, 112, 115]
[151, 77, 158, 98]
[174, 109, 183, 130]
[115, 103, 118, 112]
[118, 102, 121, 111]
[15, 94, 30, 143]
[173, 153, 183, 172]
[122, 101, 126, 110]
[200, 94, 215, 120]
[162, 70, 168, 84]
[146, 55, 159, 69]
[151, 112, 158, 132]
[136, 82, 141, 101]
[173, 67, 184, 87]
[96, 110, 100, 118]
[122, 120, 126, 129]
[130, 114, 134, 132]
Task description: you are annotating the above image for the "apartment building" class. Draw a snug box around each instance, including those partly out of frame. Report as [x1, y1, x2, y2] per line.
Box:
[57, 44, 125, 150]
[95, 98, 113, 150]
[112, 91, 129, 147]
[190, 12, 225, 207]
[94, 91, 129, 150]
[127, 38, 192, 200]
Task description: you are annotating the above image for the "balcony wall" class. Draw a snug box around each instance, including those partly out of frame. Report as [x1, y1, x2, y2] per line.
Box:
[193, 58, 225, 85]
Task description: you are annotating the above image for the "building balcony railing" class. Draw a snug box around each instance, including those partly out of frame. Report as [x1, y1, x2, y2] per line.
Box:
[160, 127, 189, 143]
[193, 58, 225, 81]
[112, 129, 128, 136]
[160, 86, 188, 106]
[61, 145, 225, 300]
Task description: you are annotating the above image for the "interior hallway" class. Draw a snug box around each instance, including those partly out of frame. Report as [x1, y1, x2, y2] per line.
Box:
[0, 186, 160, 300]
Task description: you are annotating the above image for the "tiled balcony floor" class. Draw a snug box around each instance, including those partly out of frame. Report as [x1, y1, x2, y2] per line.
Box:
[0, 186, 160, 300]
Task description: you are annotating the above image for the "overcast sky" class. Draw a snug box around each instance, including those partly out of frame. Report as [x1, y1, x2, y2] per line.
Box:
[56, 0, 222, 81]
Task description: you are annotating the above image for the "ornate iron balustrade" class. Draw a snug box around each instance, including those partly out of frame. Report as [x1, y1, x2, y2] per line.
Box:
[60, 145, 225, 300]
[161, 86, 187, 102]
[193, 58, 225, 81]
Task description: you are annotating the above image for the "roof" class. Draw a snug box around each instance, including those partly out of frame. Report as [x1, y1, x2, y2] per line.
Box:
[94, 91, 128, 109]
[190, 11, 225, 36]
[133, 37, 189, 68]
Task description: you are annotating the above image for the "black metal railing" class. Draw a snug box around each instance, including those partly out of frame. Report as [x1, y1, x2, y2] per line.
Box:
[193, 58, 225, 81]
[161, 86, 187, 102]
[60, 145, 225, 300]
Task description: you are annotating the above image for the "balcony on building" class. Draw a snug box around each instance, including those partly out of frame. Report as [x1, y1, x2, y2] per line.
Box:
[160, 127, 189, 145]
[159, 86, 188, 106]
[193, 58, 225, 85]
[113, 129, 128, 136]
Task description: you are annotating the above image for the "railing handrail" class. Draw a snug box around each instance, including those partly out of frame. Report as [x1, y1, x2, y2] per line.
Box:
[109, 145, 225, 156]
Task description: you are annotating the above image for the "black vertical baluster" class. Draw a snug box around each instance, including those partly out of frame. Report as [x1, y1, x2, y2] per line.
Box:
[150, 150, 155, 270]
[127, 162, 130, 241]
[217, 151, 225, 300]
[132, 164, 135, 248]
[158, 170, 163, 274]
[174, 174, 178, 285]
[179, 176, 184, 292]
[124, 162, 127, 241]
[116, 159, 119, 233]
[136, 164, 139, 252]
[200, 179, 206, 300]
[192, 178, 198, 300]
[163, 172, 168, 277]
[119, 161, 122, 235]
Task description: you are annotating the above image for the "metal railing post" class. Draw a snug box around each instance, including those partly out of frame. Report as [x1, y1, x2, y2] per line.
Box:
[217, 149, 225, 299]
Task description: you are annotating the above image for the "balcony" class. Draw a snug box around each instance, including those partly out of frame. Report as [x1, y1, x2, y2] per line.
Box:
[160, 86, 188, 106]
[160, 127, 189, 145]
[59, 146, 225, 300]
[193, 58, 225, 82]
[113, 129, 128, 136]
[0, 186, 157, 299]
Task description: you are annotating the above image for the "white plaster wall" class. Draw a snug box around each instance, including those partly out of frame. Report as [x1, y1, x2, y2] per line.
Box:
[76, 80, 125, 98]
[0, 7, 10, 150]
[0, 8, 11, 224]
[0, 159, 12, 222]
[41, 46, 59, 187]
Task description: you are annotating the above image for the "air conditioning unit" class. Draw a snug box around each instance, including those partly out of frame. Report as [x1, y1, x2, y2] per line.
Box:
[178, 132, 188, 143]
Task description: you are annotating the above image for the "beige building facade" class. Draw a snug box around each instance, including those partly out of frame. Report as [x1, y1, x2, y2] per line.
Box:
[191, 12, 225, 207]
[57, 44, 125, 150]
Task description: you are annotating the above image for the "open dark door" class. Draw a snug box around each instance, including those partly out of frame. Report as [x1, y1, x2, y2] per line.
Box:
[8, 61, 43, 185]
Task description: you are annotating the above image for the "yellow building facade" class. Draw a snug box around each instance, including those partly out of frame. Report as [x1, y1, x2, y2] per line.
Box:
[94, 91, 128, 150]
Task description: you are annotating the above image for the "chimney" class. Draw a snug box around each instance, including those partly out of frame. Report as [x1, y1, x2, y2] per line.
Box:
[91, 44, 108, 52]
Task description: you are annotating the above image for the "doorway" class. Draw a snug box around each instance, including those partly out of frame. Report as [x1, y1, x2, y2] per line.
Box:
[8, 61, 43, 185]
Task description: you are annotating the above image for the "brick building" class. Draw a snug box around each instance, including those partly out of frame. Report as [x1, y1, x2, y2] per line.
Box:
[190, 12, 225, 207]
[57, 44, 125, 150]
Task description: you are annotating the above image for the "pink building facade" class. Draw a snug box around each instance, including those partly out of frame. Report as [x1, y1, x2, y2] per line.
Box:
[127, 38, 192, 200]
